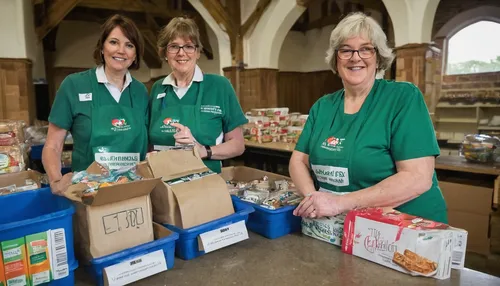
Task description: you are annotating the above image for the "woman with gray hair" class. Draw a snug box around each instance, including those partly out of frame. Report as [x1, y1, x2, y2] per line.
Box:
[290, 12, 447, 223]
[148, 17, 247, 173]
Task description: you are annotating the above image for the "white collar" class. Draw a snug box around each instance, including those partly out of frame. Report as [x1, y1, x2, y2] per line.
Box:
[96, 65, 132, 88]
[162, 65, 204, 86]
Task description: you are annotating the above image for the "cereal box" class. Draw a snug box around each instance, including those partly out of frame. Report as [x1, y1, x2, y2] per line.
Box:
[1, 237, 29, 286]
[25, 232, 51, 285]
[342, 208, 455, 280]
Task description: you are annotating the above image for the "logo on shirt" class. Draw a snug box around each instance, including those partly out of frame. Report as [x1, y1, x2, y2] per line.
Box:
[321, 136, 345, 152]
[201, 105, 222, 115]
[160, 117, 179, 133]
[111, 118, 131, 132]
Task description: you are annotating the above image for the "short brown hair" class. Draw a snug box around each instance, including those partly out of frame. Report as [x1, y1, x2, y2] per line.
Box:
[157, 17, 203, 59]
[93, 14, 144, 70]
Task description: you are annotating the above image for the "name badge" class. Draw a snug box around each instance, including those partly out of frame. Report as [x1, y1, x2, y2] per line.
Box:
[197, 220, 249, 253]
[157, 93, 166, 99]
[78, 93, 92, 101]
[312, 164, 349, 187]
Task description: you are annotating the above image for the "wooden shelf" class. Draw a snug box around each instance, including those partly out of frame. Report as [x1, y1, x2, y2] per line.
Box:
[436, 103, 500, 108]
[436, 118, 477, 123]
[478, 126, 500, 130]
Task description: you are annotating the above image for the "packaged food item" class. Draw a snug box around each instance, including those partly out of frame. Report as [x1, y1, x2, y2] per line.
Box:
[342, 208, 460, 280]
[0, 145, 25, 174]
[0, 251, 6, 286]
[71, 164, 143, 204]
[1, 237, 29, 286]
[25, 232, 51, 285]
[460, 134, 500, 163]
[241, 188, 270, 204]
[0, 120, 26, 146]
[302, 214, 347, 246]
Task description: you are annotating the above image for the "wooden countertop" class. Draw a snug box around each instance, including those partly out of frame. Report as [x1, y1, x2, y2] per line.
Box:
[75, 232, 500, 286]
[245, 142, 500, 176]
[244, 141, 296, 152]
[435, 155, 500, 176]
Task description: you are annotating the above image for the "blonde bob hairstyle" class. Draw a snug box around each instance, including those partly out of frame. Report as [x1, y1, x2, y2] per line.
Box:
[325, 12, 394, 75]
[157, 17, 203, 59]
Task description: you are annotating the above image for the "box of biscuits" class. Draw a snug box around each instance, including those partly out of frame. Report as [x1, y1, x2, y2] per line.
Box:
[342, 208, 467, 280]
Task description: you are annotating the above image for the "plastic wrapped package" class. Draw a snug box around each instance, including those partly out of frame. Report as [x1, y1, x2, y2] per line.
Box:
[459, 134, 500, 163]
[24, 125, 48, 145]
[0, 145, 26, 174]
[0, 120, 26, 146]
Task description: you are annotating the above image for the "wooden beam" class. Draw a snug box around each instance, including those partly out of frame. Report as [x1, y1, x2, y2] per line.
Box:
[36, 0, 81, 41]
[241, 0, 271, 36]
[78, 0, 189, 19]
[305, 11, 342, 31]
[193, 16, 214, 60]
[200, 0, 233, 36]
[140, 29, 163, 69]
[296, 0, 318, 7]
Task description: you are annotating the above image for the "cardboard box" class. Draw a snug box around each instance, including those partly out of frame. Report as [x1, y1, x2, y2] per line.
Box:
[342, 208, 455, 280]
[440, 181, 492, 215]
[448, 210, 490, 255]
[1, 237, 29, 286]
[102, 223, 173, 286]
[0, 170, 43, 188]
[65, 162, 160, 260]
[144, 149, 234, 229]
[440, 181, 492, 255]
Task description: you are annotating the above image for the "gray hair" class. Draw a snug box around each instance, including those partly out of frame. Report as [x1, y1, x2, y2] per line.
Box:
[325, 12, 394, 75]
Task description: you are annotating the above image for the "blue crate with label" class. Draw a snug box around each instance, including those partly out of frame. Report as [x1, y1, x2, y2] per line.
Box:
[164, 198, 254, 260]
[86, 223, 178, 286]
[231, 195, 301, 239]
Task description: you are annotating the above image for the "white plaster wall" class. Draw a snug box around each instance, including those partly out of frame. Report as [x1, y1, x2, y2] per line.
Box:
[278, 31, 306, 72]
[0, 0, 27, 58]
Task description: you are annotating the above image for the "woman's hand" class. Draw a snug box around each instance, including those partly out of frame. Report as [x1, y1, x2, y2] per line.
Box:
[50, 172, 73, 196]
[293, 191, 350, 218]
[170, 123, 207, 158]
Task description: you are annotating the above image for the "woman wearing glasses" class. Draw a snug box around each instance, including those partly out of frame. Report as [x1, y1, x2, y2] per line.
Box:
[291, 12, 447, 223]
[149, 17, 247, 173]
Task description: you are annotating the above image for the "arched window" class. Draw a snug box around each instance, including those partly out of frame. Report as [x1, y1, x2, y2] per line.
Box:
[446, 21, 500, 75]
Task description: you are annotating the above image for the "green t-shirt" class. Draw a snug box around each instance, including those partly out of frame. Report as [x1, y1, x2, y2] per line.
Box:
[48, 68, 149, 171]
[149, 73, 248, 173]
[296, 79, 447, 223]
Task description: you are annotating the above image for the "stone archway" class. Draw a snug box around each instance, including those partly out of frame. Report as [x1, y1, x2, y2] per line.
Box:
[435, 6, 500, 38]
[187, 0, 232, 75]
[245, 1, 306, 69]
[381, 0, 439, 46]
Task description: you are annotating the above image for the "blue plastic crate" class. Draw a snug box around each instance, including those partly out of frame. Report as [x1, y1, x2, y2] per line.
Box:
[0, 187, 78, 285]
[164, 198, 254, 260]
[30, 144, 44, 160]
[49, 260, 78, 286]
[232, 195, 302, 239]
[87, 229, 179, 286]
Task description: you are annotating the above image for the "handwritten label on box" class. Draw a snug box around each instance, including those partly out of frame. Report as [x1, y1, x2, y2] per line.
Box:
[198, 220, 249, 253]
[104, 250, 167, 286]
[102, 208, 145, 234]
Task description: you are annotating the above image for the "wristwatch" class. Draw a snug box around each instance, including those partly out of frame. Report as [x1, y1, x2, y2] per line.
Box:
[204, 145, 212, 159]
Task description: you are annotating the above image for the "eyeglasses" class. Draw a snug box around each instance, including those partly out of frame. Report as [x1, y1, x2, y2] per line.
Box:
[166, 44, 199, 54]
[336, 47, 377, 60]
